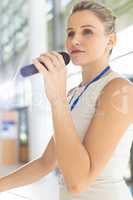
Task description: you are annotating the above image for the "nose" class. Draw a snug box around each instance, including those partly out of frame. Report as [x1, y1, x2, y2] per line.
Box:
[71, 33, 82, 46]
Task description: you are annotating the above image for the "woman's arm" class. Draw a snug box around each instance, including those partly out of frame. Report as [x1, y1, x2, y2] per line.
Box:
[51, 78, 133, 195]
[0, 136, 57, 192]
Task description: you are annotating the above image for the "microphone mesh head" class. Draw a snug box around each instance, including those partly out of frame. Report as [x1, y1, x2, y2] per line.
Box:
[59, 52, 70, 65]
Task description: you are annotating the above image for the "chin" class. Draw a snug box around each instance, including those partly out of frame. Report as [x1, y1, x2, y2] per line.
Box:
[71, 59, 90, 67]
[70, 54, 92, 66]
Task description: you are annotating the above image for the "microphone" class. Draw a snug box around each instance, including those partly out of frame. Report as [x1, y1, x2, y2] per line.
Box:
[20, 51, 70, 77]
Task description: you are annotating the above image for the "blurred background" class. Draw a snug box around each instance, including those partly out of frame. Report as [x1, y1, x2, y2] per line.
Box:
[0, 0, 133, 199]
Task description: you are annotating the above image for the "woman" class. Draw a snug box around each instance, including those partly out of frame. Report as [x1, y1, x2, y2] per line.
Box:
[0, 1, 133, 199]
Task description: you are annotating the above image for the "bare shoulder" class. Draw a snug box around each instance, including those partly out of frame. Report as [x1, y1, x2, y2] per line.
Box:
[103, 76, 133, 92]
[96, 76, 133, 122]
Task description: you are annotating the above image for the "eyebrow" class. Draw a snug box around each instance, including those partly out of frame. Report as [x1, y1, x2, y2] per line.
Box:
[67, 25, 96, 31]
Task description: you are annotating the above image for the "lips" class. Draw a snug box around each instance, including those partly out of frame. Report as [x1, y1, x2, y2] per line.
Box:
[71, 49, 85, 54]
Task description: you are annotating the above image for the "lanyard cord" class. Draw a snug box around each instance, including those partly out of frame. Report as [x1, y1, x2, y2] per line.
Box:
[69, 66, 110, 111]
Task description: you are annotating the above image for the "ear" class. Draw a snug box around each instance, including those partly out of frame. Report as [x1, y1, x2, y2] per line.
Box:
[107, 33, 117, 49]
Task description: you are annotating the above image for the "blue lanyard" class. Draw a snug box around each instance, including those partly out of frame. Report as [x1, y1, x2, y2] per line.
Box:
[69, 66, 110, 111]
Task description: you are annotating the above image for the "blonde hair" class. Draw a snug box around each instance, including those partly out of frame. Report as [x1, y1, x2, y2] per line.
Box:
[71, 1, 116, 54]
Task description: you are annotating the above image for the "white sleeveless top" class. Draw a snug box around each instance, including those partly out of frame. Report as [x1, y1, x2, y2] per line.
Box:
[56, 71, 133, 200]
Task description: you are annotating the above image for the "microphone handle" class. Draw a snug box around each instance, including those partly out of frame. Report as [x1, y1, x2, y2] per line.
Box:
[20, 63, 48, 77]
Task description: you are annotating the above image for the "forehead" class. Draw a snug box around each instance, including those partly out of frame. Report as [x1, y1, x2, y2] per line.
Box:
[67, 10, 104, 31]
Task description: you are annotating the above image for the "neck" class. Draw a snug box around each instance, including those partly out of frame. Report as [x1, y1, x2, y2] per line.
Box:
[80, 59, 112, 86]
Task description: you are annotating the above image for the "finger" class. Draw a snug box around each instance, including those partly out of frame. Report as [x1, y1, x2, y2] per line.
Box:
[37, 57, 48, 71]
[40, 52, 59, 69]
[51, 51, 65, 67]
[46, 52, 60, 68]
[32, 59, 49, 76]
[38, 55, 56, 72]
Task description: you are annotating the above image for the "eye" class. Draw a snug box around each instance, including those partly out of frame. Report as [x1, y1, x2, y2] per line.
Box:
[83, 29, 93, 36]
[67, 31, 75, 38]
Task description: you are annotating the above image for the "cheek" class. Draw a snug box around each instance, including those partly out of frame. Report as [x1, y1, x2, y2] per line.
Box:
[86, 37, 107, 55]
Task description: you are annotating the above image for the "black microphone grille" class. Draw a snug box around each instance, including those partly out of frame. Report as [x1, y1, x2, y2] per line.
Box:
[59, 51, 70, 65]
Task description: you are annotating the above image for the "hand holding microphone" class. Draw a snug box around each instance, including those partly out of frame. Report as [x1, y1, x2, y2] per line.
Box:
[21, 51, 70, 105]
[20, 51, 70, 77]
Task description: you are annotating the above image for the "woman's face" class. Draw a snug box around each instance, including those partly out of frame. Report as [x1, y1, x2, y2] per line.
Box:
[66, 10, 114, 67]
